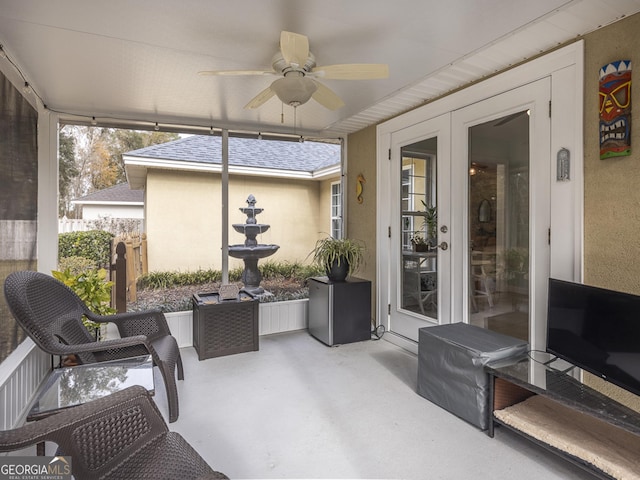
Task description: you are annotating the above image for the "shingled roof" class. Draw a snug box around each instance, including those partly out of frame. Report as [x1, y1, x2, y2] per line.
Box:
[72, 183, 143, 204]
[124, 135, 341, 172]
[124, 135, 342, 189]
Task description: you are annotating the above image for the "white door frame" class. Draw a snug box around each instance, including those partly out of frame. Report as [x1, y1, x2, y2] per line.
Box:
[377, 41, 584, 354]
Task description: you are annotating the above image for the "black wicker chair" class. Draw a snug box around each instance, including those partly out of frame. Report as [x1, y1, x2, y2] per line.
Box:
[4, 270, 184, 422]
[0, 385, 228, 479]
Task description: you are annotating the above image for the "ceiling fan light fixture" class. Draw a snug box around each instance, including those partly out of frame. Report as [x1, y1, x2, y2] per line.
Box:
[201, 31, 385, 111]
[271, 76, 317, 107]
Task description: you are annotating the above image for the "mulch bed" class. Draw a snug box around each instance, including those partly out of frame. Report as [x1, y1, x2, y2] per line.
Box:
[127, 277, 309, 312]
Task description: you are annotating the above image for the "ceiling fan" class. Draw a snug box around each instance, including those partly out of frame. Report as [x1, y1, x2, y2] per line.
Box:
[199, 31, 388, 110]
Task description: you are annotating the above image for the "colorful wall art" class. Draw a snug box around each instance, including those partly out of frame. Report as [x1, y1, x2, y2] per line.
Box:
[599, 60, 632, 159]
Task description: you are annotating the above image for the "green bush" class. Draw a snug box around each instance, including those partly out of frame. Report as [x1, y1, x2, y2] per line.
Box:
[58, 230, 114, 268]
[57, 256, 95, 275]
[51, 268, 116, 335]
[229, 266, 244, 282]
[137, 269, 223, 290]
[259, 261, 324, 280]
[137, 261, 323, 290]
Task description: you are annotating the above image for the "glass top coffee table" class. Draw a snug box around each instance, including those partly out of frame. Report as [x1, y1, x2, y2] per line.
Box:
[28, 355, 154, 422]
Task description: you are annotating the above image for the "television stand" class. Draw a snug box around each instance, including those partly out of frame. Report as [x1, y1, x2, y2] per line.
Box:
[486, 353, 640, 480]
[541, 354, 577, 374]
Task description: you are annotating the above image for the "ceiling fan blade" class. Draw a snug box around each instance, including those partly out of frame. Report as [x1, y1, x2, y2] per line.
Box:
[244, 86, 276, 109]
[312, 63, 389, 80]
[198, 70, 273, 76]
[280, 31, 309, 67]
[311, 81, 345, 110]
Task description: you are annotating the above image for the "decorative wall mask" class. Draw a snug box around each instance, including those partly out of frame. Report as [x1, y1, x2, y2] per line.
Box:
[599, 60, 632, 159]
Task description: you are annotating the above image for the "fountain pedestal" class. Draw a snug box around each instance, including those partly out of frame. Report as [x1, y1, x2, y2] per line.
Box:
[228, 195, 279, 295]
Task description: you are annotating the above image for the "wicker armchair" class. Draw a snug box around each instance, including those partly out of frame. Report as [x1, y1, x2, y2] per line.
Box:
[4, 270, 184, 422]
[0, 385, 228, 479]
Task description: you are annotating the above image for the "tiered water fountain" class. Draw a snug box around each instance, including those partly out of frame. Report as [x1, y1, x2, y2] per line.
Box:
[228, 194, 280, 295]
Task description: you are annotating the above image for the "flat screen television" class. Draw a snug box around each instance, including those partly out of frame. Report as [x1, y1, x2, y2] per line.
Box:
[547, 278, 640, 397]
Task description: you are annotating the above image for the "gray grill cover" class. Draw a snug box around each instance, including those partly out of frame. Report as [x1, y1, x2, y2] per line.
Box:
[418, 323, 528, 430]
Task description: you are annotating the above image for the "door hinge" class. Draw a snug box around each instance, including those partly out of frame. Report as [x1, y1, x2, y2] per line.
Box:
[388, 148, 391, 160]
[388, 226, 391, 238]
[549, 100, 552, 118]
[388, 303, 391, 315]
[548, 227, 551, 245]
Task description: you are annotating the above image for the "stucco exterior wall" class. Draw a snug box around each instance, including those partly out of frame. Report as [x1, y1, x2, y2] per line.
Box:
[582, 13, 640, 411]
[346, 125, 377, 325]
[146, 170, 220, 272]
[583, 14, 640, 293]
[145, 169, 337, 272]
[227, 174, 328, 265]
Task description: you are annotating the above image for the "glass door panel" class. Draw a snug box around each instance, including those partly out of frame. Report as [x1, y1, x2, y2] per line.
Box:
[401, 139, 438, 319]
[467, 111, 530, 341]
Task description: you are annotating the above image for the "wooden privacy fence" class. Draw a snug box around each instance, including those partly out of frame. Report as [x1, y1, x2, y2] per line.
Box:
[111, 233, 148, 312]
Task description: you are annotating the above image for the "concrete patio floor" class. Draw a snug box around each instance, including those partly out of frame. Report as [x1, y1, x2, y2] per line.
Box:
[152, 330, 595, 479]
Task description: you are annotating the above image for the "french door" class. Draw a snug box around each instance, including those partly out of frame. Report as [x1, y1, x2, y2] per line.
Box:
[451, 78, 551, 351]
[388, 114, 451, 340]
[386, 78, 551, 350]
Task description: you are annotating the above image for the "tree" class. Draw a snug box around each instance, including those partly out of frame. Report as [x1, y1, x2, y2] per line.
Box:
[58, 126, 179, 218]
[88, 135, 119, 190]
[83, 128, 179, 192]
[63, 125, 104, 218]
[58, 129, 79, 217]
[105, 130, 179, 185]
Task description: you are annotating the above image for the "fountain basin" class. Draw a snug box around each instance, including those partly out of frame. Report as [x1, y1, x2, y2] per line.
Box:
[228, 244, 280, 260]
[239, 207, 263, 215]
[232, 224, 271, 236]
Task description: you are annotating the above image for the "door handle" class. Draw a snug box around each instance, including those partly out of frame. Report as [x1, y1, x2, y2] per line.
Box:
[435, 241, 448, 251]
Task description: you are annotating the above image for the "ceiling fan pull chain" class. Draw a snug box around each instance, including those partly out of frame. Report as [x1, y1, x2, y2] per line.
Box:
[293, 106, 297, 135]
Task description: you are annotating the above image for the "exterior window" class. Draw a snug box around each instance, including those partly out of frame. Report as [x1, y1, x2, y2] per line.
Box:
[331, 181, 342, 239]
[401, 167, 413, 250]
[401, 156, 436, 250]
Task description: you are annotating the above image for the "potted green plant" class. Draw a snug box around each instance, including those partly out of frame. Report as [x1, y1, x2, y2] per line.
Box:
[421, 200, 438, 247]
[310, 236, 365, 282]
[410, 233, 429, 252]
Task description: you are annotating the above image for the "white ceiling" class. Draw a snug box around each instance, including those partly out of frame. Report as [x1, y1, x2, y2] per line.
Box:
[1, 0, 639, 138]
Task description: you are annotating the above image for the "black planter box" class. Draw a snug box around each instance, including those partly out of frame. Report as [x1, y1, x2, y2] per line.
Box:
[308, 277, 372, 346]
[192, 291, 259, 360]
